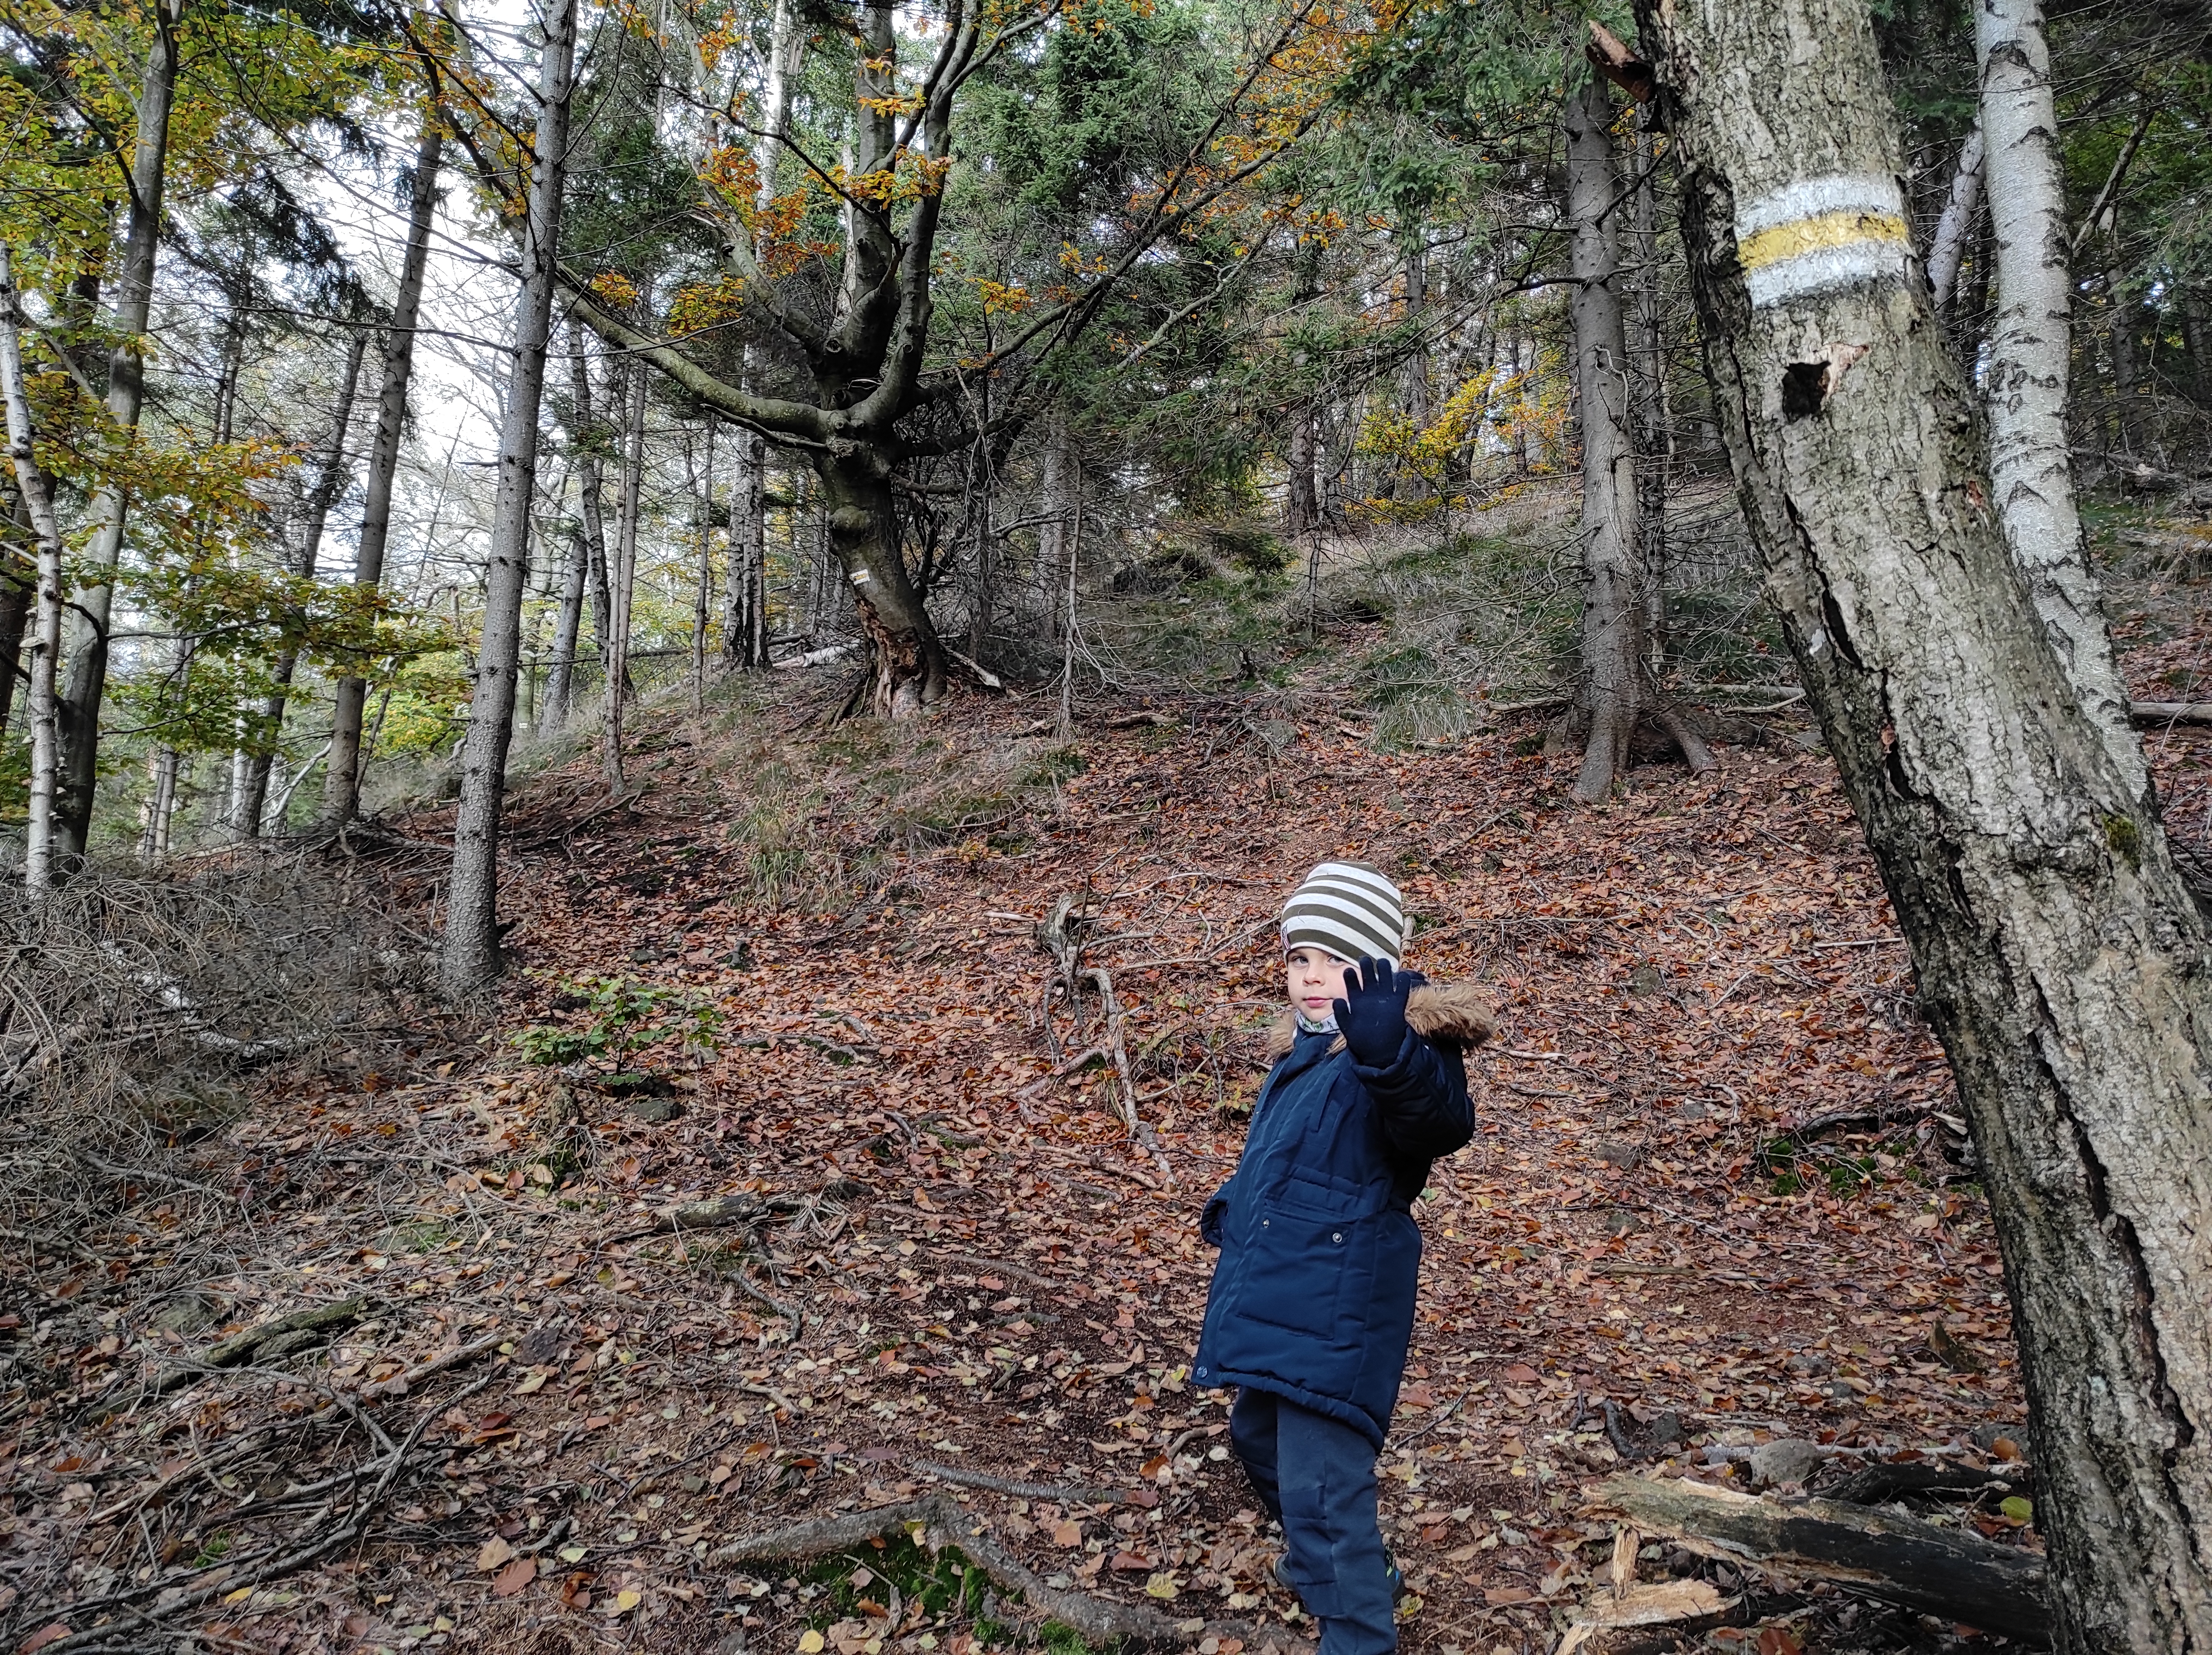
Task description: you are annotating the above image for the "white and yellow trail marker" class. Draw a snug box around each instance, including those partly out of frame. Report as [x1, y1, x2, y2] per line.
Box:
[1734, 175, 1912, 309]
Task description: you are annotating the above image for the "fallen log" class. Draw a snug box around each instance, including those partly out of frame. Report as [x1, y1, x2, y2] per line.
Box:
[708, 1495, 1239, 1648]
[153, 1295, 372, 1394]
[1588, 1474, 2048, 1645]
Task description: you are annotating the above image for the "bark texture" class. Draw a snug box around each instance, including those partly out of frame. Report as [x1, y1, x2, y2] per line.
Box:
[543, 522, 588, 725]
[1566, 73, 1645, 803]
[440, 0, 574, 996]
[1634, 1, 2212, 1649]
[325, 107, 443, 825]
[1975, 0, 2143, 794]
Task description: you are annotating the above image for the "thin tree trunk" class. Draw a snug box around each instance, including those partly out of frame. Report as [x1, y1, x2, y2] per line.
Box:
[0, 245, 68, 894]
[1565, 72, 1643, 803]
[440, 0, 576, 997]
[693, 416, 713, 706]
[326, 103, 443, 825]
[1630, 110, 1669, 669]
[1056, 456, 1082, 740]
[1038, 425, 1066, 642]
[603, 356, 645, 793]
[239, 327, 369, 837]
[1976, 0, 2143, 792]
[139, 746, 177, 861]
[2108, 224, 2151, 457]
[1927, 119, 1986, 316]
[566, 318, 615, 688]
[54, 0, 183, 862]
[723, 429, 767, 668]
[543, 522, 588, 725]
[0, 486, 29, 742]
[1402, 235, 1432, 429]
[1637, 4, 2212, 1651]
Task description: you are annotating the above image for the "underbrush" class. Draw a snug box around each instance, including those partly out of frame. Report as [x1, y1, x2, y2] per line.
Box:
[0, 853, 437, 1239]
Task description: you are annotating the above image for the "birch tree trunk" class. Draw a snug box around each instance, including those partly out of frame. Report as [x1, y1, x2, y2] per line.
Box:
[325, 103, 443, 824]
[440, 0, 575, 997]
[1975, 0, 2143, 793]
[1634, 2, 2212, 1648]
[0, 245, 67, 895]
[0, 489, 28, 742]
[1927, 119, 1985, 316]
[1564, 72, 1645, 803]
[239, 327, 369, 836]
[54, 0, 183, 861]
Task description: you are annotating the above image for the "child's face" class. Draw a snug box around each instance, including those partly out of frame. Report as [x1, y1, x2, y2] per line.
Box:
[1286, 945, 1353, 1022]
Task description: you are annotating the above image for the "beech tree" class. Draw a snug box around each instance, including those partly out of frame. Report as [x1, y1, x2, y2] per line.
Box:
[559, 0, 1328, 717]
[1633, 0, 2212, 1645]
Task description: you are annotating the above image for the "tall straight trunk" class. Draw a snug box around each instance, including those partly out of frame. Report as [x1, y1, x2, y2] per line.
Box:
[139, 746, 178, 861]
[1927, 119, 1986, 316]
[1401, 235, 1432, 428]
[55, 0, 183, 862]
[1629, 111, 1668, 667]
[543, 522, 588, 724]
[603, 356, 645, 792]
[0, 487, 29, 742]
[1286, 409, 1321, 536]
[2108, 226, 2151, 458]
[691, 418, 712, 706]
[722, 429, 767, 668]
[1055, 455, 1082, 739]
[1564, 72, 1643, 803]
[566, 317, 615, 680]
[440, 0, 576, 997]
[1976, 0, 2143, 791]
[239, 327, 369, 836]
[967, 404, 993, 657]
[1038, 425, 1066, 640]
[326, 104, 443, 824]
[0, 245, 68, 894]
[1636, 3, 2212, 1650]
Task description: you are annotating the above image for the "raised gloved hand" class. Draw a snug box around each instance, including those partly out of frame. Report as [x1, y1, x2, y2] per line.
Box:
[1333, 956, 1410, 1069]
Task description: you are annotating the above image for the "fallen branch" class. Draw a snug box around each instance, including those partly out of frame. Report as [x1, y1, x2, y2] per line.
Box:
[604, 1192, 813, 1244]
[1588, 1474, 2048, 1645]
[153, 1296, 371, 1394]
[708, 1496, 1238, 1648]
[360, 1331, 505, 1399]
[2129, 700, 2212, 726]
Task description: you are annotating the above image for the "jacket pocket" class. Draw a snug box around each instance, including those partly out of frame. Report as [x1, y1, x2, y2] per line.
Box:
[1238, 1195, 1358, 1339]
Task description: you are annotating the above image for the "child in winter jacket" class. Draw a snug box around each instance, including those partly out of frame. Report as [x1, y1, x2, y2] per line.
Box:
[1193, 861, 1494, 1655]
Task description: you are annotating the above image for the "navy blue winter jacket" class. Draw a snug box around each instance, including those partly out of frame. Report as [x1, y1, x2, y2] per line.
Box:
[1192, 980, 1493, 1447]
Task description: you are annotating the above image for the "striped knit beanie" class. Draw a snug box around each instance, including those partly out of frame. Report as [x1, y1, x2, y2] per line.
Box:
[1280, 861, 1409, 969]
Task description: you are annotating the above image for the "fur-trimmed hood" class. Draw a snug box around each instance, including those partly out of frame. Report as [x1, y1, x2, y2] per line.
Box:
[1264, 980, 1498, 1062]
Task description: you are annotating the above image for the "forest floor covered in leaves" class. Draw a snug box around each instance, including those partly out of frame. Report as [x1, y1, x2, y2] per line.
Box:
[13, 556, 2212, 1655]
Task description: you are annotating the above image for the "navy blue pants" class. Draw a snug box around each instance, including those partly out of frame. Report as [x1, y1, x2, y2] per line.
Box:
[1229, 1388, 1394, 1655]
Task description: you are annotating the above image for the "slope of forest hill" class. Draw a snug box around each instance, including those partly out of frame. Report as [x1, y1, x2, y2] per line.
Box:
[55, 582, 2212, 1654]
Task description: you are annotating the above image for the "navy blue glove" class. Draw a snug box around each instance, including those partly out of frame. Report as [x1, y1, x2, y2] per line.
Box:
[1333, 956, 1410, 1069]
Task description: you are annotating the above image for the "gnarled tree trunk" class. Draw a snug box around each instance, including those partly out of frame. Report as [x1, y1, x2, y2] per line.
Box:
[818, 451, 943, 716]
[1635, 1, 2212, 1649]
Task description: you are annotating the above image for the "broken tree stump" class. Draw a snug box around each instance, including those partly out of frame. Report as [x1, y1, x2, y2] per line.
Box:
[1588, 1474, 2048, 1645]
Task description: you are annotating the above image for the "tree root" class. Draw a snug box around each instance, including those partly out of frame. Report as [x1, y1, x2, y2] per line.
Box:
[709, 1495, 1245, 1648]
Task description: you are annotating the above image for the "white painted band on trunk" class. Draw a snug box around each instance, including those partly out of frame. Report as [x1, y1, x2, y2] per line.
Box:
[1734, 174, 1904, 240]
[850, 567, 871, 584]
[1745, 242, 1907, 308]
[1735, 174, 1911, 308]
